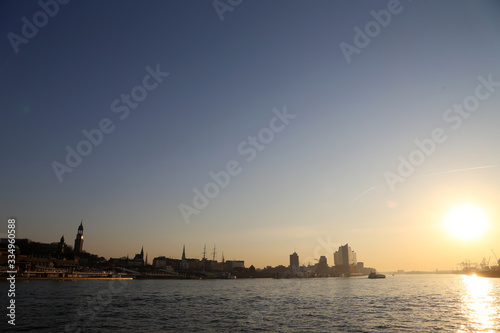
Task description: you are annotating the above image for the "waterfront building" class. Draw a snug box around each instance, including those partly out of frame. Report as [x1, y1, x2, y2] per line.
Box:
[0, 237, 78, 269]
[317, 255, 328, 276]
[334, 243, 357, 276]
[131, 247, 145, 266]
[152, 256, 179, 271]
[226, 260, 245, 272]
[357, 262, 376, 275]
[334, 243, 357, 266]
[58, 236, 67, 256]
[153, 256, 166, 269]
[288, 251, 301, 276]
[289, 252, 299, 269]
[109, 247, 145, 267]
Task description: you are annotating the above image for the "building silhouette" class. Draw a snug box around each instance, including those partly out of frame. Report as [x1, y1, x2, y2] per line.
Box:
[226, 260, 244, 272]
[74, 220, 84, 253]
[317, 255, 328, 276]
[109, 246, 145, 267]
[132, 246, 145, 266]
[334, 243, 357, 276]
[289, 251, 299, 271]
[180, 245, 189, 270]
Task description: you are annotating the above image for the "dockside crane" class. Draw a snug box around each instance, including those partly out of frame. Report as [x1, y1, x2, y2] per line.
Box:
[480, 257, 490, 269]
[492, 249, 499, 266]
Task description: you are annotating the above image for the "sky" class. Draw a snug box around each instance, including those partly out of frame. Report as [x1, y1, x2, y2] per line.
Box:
[1, 0, 500, 271]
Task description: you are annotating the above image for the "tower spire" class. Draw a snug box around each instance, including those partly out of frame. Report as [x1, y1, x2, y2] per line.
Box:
[74, 220, 84, 253]
[182, 245, 186, 261]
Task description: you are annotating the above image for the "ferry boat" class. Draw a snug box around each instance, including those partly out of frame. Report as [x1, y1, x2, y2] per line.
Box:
[368, 272, 386, 279]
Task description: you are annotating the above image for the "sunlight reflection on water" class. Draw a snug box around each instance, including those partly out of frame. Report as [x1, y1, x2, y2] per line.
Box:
[459, 275, 497, 332]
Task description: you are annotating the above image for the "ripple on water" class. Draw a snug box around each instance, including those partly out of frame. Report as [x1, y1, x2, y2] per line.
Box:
[7, 275, 500, 332]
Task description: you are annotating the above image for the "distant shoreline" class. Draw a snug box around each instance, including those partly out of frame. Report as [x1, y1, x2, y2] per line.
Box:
[2, 277, 133, 281]
[3, 273, 467, 281]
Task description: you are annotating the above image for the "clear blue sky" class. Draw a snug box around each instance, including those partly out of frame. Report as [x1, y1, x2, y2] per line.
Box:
[1, 0, 500, 270]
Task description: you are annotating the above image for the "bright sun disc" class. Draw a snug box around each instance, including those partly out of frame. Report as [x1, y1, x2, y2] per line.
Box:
[443, 203, 489, 240]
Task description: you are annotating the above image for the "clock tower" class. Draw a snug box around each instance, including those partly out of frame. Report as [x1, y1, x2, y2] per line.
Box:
[74, 220, 84, 253]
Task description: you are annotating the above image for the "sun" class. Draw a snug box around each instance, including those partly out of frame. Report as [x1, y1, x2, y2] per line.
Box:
[443, 203, 489, 241]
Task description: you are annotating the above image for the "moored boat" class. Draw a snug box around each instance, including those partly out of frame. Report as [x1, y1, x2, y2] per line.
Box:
[476, 265, 500, 278]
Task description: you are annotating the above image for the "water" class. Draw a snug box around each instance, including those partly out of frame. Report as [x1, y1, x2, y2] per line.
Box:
[2, 274, 500, 332]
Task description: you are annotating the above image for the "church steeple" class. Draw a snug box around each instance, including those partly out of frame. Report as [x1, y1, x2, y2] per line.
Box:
[180, 245, 188, 270]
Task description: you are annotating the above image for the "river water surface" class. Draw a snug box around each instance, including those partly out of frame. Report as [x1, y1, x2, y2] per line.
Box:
[2, 274, 500, 332]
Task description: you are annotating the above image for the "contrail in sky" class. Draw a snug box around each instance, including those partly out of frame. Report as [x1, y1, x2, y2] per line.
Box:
[419, 165, 498, 177]
[352, 186, 376, 201]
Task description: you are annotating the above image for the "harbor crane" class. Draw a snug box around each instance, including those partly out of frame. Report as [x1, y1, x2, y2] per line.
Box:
[492, 249, 499, 266]
[480, 257, 490, 269]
